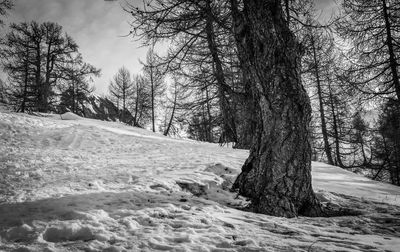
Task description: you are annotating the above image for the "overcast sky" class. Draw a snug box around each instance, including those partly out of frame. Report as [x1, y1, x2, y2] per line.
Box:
[1, 0, 338, 95]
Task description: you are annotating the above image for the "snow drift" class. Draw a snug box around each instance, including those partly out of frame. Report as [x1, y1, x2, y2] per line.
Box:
[0, 109, 399, 251]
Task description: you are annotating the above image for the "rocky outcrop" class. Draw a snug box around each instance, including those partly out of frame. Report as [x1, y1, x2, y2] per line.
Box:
[82, 95, 134, 124]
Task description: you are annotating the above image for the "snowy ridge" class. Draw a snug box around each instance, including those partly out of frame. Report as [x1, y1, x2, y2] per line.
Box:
[1, 110, 400, 251]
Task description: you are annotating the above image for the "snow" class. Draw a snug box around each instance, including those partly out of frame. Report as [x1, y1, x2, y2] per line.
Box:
[60, 112, 82, 120]
[1, 110, 400, 251]
[312, 162, 400, 206]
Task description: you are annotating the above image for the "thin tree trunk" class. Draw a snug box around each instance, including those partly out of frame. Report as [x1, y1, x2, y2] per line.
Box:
[72, 81, 76, 113]
[21, 47, 30, 113]
[328, 82, 345, 168]
[122, 85, 126, 123]
[134, 80, 139, 126]
[164, 82, 177, 136]
[311, 36, 334, 165]
[205, 85, 213, 142]
[150, 63, 155, 132]
[230, 0, 322, 217]
[41, 40, 53, 113]
[204, 1, 237, 143]
[35, 43, 42, 111]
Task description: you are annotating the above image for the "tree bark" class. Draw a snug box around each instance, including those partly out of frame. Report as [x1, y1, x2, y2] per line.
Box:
[230, 0, 322, 217]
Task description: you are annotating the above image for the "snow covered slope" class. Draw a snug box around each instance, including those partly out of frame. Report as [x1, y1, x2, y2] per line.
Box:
[1, 110, 400, 252]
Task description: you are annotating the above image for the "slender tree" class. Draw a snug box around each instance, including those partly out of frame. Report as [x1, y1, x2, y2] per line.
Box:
[59, 57, 100, 114]
[0, 0, 12, 26]
[0, 21, 84, 112]
[142, 47, 165, 132]
[302, 29, 335, 165]
[109, 66, 134, 123]
[131, 74, 152, 127]
[0, 23, 36, 111]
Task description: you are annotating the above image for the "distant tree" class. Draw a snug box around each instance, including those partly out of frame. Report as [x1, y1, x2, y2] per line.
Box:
[349, 110, 371, 166]
[131, 74, 152, 127]
[59, 57, 100, 115]
[109, 66, 134, 123]
[0, 21, 88, 112]
[0, 0, 12, 26]
[163, 78, 179, 136]
[161, 76, 191, 136]
[142, 46, 165, 132]
[375, 100, 400, 185]
[303, 29, 335, 165]
[0, 78, 9, 102]
[1, 22, 38, 111]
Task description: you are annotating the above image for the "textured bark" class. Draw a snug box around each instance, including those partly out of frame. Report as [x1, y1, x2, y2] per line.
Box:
[230, 0, 322, 217]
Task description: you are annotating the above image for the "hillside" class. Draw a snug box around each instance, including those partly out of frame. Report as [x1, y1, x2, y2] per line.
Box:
[0, 109, 399, 252]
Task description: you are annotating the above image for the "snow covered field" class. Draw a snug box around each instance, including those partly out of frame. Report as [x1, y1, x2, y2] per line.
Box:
[1, 108, 400, 252]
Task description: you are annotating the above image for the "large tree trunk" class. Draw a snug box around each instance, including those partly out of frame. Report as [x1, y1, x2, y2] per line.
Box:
[230, 0, 322, 217]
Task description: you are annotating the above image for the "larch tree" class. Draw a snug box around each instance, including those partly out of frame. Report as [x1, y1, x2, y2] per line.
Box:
[109, 66, 134, 123]
[59, 56, 100, 115]
[126, 0, 323, 216]
[336, 0, 400, 100]
[126, 0, 243, 143]
[0, 0, 12, 26]
[0, 21, 83, 113]
[142, 47, 165, 132]
[230, 0, 323, 217]
[302, 29, 335, 165]
[0, 22, 36, 111]
[131, 74, 152, 127]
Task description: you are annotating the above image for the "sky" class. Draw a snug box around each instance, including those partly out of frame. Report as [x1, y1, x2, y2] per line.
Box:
[1, 0, 338, 95]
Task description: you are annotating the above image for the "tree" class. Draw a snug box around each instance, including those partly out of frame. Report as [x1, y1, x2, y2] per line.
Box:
[302, 29, 335, 165]
[142, 46, 165, 132]
[0, 78, 9, 102]
[127, 0, 245, 143]
[336, 0, 400, 101]
[0, 0, 12, 26]
[109, 66, 134, 123]
[59, 58, 100, 115]
[0, 21, 86, 112]
[375, 99, 400, 185]
[0, 22, 36, 112]
[230, 0, 322, 217]
[163, 78, 179, 136]
[131, 74, 152, 127]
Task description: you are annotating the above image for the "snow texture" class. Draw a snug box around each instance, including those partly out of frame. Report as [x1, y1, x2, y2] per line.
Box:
[1, 109, 400, 251]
